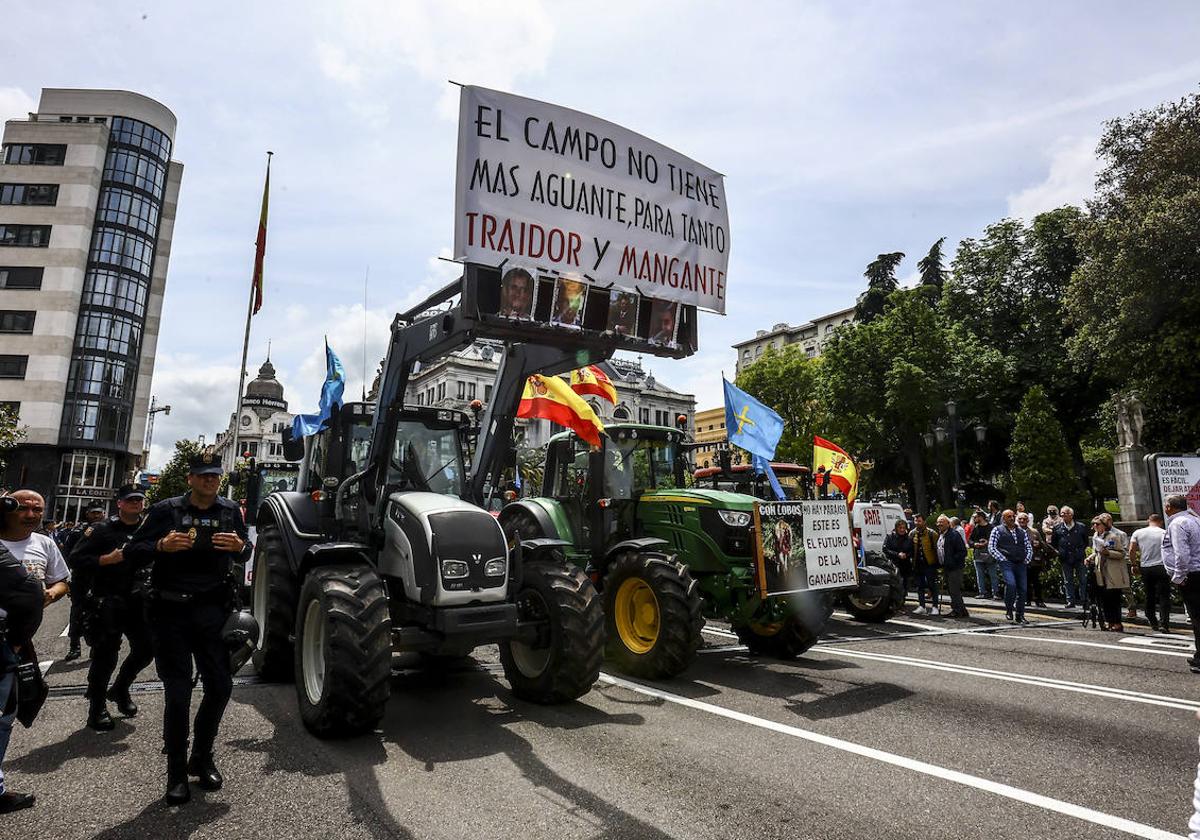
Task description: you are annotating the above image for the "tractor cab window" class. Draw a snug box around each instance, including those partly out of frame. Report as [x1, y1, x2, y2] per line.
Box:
[607, 434, 679, 496]
[551, 439, 591, 500]
[389, 420, 464, 496]
[347, 419, 372, 475]
[306, 431, 329, 491]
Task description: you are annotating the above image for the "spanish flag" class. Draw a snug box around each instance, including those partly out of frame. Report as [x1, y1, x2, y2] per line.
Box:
[518, 374, 605, 447]
[813, 435, 858, 503]
[251, 153, 271, 315]
[569, 364, 617, 405]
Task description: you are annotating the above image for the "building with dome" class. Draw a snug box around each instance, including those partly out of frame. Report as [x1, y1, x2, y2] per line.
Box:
[212, 357, 294, 471]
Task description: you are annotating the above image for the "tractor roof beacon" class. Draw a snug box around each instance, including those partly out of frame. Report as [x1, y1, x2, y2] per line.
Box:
[246, 263, 698, 737]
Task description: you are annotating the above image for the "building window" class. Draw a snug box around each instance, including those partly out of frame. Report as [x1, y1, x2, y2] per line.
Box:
[63, 400, 128, 444]
[110, 117, 172, 161]
[247, 441, 259, 458]
[0, 310, 35, 333]
[437, 382, 446, 401]
[485, 384, 493, 402]
[96, 187, 160, 237]
[0, 184, 59, 206]
[54, 450, 115, 521]
[2, 144, 67, 166]
[456, 382, 465, 400]
[468, 382, 477, 400]
[103, 148, 167, 196]
[0, 225, 51, 247]
[613, 405, 630, 421]
[90, 226, 155, 276]
[0, 267, 43, 289]
[76, 311, 141, 355]
[82, 268, 149, 317]
[639, 407, 650, 423]
[68, 356, 130, 399]
[0, 355, 28, 378]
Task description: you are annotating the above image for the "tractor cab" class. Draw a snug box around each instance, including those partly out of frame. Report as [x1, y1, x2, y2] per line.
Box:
[542, 423, 687, 558]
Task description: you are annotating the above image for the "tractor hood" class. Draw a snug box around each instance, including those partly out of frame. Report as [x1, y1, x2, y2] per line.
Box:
[639, 489, 755, 510]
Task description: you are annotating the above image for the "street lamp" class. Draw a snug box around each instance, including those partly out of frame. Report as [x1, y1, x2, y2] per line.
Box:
[144, 396, 171, 464]
[924, 400, 984, 517]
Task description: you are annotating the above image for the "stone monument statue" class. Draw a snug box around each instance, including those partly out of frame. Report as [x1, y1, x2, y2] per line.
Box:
[1114, 392, 1145, 449]
[1112, 391, 1152, 520]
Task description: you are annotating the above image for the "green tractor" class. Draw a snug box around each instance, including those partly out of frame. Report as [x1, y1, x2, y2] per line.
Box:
[499, 422, 837, 680]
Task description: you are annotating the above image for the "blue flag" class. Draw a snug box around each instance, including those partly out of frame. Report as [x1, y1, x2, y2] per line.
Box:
[724, 379, 783, 460]
[725, 379, 786, 501]
[292, 343, 346, 439]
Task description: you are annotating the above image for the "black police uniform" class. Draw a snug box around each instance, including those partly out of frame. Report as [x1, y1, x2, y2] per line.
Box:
[62, 511, 104, 658]
[67, 488, 154, 730]
[125, 455, 249, 802]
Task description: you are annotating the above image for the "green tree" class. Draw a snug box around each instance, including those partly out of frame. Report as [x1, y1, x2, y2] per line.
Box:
[735, 345, 824, 465]
[853, 251, 904, 323]
[1068, 91, 1200, 450]
[147, 439, 202, 504]
[1008, 386, 1079, 514]
[914, 237, 947, 305]
[0, 404, 27, 477]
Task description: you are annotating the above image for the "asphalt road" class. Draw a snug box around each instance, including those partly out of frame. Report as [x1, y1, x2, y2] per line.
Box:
[4, 597, 1197, 840]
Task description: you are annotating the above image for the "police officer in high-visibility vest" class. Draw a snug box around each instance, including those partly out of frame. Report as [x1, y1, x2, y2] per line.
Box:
[68, 484, 154, 732]
[126, 450, 249, 805]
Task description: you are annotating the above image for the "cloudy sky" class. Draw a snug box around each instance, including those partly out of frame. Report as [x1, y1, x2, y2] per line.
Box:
[4, 2, 1199, 468]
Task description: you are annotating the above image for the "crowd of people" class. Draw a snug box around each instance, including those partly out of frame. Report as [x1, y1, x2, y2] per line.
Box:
[881, 495, 1200, 673]
[0, 452, 253, 813]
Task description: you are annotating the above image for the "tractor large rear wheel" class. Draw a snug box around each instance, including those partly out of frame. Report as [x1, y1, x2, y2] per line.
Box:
[251, 523, 298, 682]
[500, 558, 604, 703]
[735, 592, 832, 659]
[294, 565, 392, 738]
[602, 551, 702, 679]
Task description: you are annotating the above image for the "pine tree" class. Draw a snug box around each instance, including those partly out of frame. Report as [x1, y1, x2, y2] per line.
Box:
[1008, 386, 1080, 514]
[854, 252, 904, 323]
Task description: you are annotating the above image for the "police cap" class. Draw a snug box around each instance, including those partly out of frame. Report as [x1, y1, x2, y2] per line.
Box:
[115, 483, 145, 501]
[188, 449, 223, 476]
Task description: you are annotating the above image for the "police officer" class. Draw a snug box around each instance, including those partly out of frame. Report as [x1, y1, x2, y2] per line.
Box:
[126, 450, 249, 805]
[61, 505, 106, 661]
[68, 484, 154, 732]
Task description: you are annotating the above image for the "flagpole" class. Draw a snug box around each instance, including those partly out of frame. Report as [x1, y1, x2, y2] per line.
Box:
[230, 150, 272, 468]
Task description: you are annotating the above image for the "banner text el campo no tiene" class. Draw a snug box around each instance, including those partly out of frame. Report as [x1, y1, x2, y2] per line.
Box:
[453, 86, 730, 314]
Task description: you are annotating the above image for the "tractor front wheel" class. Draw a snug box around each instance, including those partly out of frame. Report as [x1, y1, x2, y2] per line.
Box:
[602, 552, 702, 679]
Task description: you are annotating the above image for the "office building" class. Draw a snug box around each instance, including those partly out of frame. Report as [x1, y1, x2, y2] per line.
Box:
[0, 89, 183, 519]
[732, 305, 856, 374]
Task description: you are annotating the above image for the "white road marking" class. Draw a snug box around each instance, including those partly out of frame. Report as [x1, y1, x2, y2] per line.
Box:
[699, 644, 748, 654]
[598, 672, 1187, 840]
[60, 623, 71, 638]
[39, 660, 53, 676]
[1119, 636, 1195, 652]
[812, 646, 1200, 712]
[993, 633, 1196, 659]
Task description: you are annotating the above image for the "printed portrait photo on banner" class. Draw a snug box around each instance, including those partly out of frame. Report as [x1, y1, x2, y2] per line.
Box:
[552, 277, 587, 328]
[499, 266, 536, 319]
[648, 298, 679, 346]
[606, 290, 638, 336]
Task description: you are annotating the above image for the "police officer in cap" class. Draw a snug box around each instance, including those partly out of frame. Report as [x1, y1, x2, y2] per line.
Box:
[68, 484, 154, 732]
[126, 450, 249, 805]
[61, 504, 106, 661]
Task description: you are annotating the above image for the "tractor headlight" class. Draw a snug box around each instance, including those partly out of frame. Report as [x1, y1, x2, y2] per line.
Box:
[718, 509, 752, 528]
[484, 557, 506, 577]
[441, 559, 469, 579]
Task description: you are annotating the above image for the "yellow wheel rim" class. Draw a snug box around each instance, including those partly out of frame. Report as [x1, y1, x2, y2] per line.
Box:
[748, 621, 783, 637]
[614, 577, 660, 654]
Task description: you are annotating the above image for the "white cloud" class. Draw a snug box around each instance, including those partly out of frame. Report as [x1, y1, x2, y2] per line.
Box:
[1006, 135, 1100, 219]
[312, 1, 556, 119]
[0, 86, 36, 123]
[145, 354, 242, 469]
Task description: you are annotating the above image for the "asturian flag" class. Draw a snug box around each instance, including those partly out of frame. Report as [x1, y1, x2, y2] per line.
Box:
[813, 435, 859, 503]
[518, 374, 605, 447]
[569, 365, 617, 405]
[723, 378, 786, 500]
[291, 342, 345, 438]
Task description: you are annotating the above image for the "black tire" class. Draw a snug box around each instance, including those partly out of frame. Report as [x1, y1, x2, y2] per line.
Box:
[294, 565, 392, 738]
[500, 506, 544, 542]
[602, 551, 702, 679]
[500, 557, 604, 703]
[251, 522, 298, 682]
[735, 593, 832, 659]
[844, 564, 906, 622]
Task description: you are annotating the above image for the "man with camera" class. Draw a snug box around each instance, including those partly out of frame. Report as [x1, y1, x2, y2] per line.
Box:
[0, 493, 51, 812]
[68, 484, 154, 732]
[126, 451, 250, 805]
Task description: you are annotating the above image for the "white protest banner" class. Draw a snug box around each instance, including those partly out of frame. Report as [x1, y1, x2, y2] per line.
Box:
[752, 500, 858, 596]
[800, 500, 858, 591]
[453, 86, 730, 314]
[1152, 454, 1200, 515]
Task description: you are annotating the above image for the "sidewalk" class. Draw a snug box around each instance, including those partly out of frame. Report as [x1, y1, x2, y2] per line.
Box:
[903, 593, 1178, 633]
